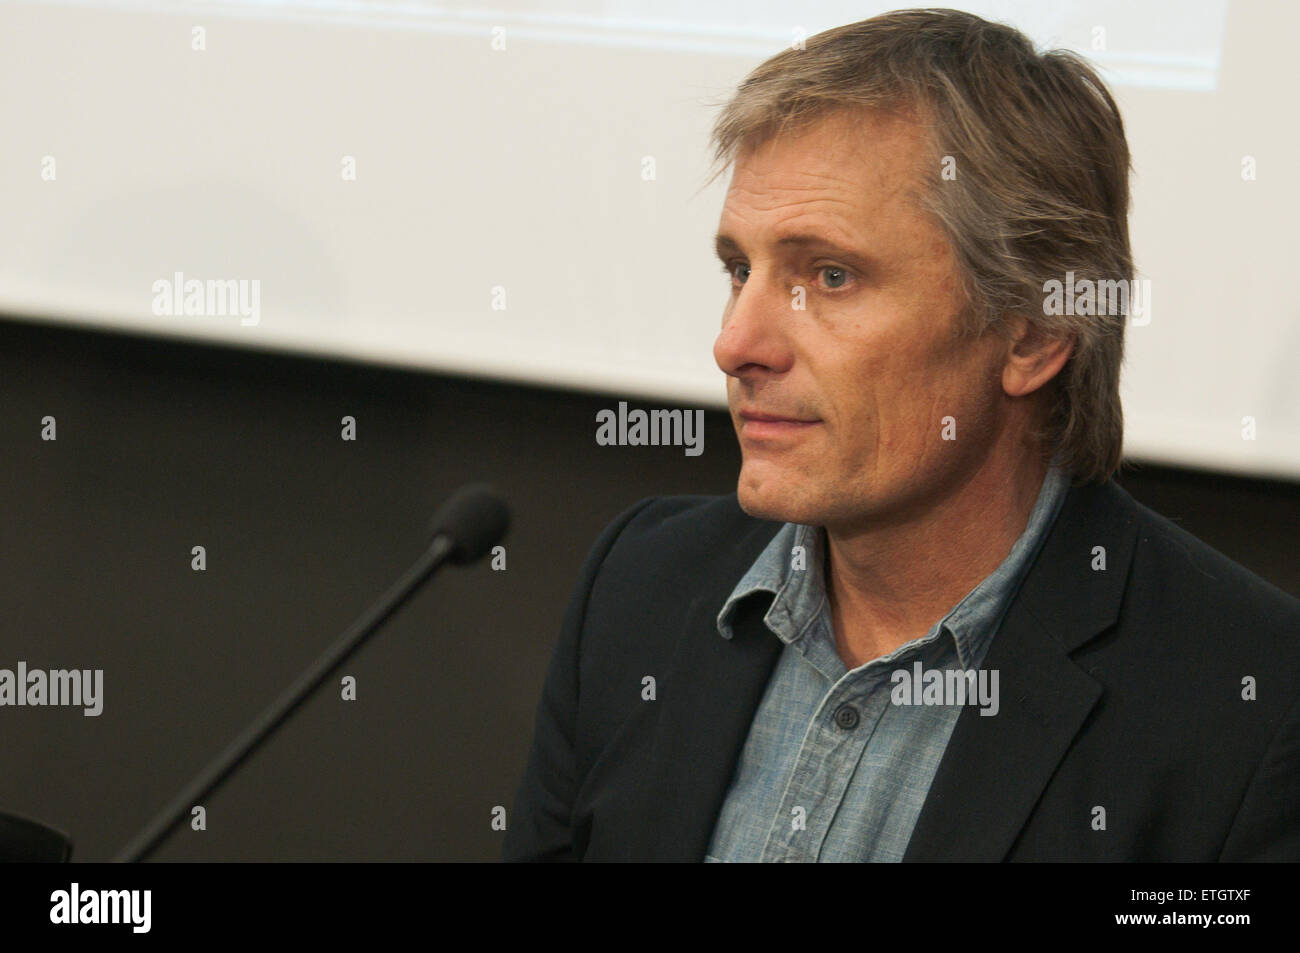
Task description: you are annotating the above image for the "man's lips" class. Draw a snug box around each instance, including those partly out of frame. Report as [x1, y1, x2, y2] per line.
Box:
[736, 408, 821, 439]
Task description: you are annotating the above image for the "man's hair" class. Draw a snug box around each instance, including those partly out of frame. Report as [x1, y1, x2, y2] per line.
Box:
[707, 8, 1132, 484]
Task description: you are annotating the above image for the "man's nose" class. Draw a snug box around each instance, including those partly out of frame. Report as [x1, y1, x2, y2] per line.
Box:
[713, 276, 795, 380]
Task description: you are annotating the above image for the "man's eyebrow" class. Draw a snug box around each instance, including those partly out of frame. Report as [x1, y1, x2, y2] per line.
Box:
[713, 232, 867, 262]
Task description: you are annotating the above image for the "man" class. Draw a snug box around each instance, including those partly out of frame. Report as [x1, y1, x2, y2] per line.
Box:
[504, 10, 1300, 861]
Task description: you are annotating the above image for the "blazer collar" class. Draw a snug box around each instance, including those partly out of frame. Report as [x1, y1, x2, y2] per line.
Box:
[620, 513, 784, 861]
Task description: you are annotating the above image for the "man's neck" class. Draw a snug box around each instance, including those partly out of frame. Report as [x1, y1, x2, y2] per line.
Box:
[824, 450, 1050, 670]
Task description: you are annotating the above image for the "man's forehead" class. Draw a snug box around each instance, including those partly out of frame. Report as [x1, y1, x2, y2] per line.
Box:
[720, 110, 926, 228]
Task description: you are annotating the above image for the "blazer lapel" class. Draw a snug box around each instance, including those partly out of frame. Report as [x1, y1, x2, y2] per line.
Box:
[625, 527, 784, 861]
[903, 479, 1141, 861]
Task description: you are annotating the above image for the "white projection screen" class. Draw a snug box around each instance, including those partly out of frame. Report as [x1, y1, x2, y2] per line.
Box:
[1, 0, 1296, 478]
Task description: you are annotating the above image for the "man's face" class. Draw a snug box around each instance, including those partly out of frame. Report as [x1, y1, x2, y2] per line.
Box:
[713, 108, 1013, 533]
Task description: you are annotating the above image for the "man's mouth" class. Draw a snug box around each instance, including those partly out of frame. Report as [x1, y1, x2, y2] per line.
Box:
[736, 408, 821, 440]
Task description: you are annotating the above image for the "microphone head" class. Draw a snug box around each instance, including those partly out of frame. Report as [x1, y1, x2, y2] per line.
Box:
[429, 484, 510, 565]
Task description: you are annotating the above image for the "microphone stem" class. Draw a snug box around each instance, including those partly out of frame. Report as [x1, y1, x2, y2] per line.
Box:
[112, 534, 456, 863]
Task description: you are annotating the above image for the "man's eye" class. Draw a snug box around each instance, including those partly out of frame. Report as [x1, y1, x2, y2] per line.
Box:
[721, 261, 750, 285]
[819, 265, 852, 289]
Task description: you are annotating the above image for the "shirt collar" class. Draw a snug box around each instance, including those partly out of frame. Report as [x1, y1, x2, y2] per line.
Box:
[716, 460, 1071, 670]
[715, 521, 823, 645]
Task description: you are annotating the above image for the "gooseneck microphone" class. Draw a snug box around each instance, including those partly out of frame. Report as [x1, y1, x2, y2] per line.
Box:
[112, 484, 510, 863]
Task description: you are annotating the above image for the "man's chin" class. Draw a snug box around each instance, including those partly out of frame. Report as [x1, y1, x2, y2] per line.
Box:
[736, 473, 812, 525]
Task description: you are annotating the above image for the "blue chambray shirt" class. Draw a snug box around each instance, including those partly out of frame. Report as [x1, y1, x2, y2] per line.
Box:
[705, 462, 1070, 862]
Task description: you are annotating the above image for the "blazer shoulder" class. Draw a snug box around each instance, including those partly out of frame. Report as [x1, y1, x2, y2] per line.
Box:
[577, 493, 782, 638]
[605, 493, 776, 554]
[1118, 482, 1300, 638]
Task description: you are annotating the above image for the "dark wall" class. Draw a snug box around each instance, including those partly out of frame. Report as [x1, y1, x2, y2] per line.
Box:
[1, 316, 1296, 861]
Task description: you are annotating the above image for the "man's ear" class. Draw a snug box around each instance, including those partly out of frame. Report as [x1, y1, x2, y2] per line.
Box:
[1002, 316, 1074, 398]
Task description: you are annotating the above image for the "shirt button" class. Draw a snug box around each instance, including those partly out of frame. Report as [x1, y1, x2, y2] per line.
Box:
[833, 703, 859, 729]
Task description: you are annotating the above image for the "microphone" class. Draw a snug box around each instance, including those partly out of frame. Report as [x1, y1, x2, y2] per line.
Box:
[112, 484, 510, 863]
[430, 483, 510, 565]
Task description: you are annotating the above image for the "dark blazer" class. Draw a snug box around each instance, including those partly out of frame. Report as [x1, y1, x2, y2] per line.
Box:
[503, 479, 1300, 861]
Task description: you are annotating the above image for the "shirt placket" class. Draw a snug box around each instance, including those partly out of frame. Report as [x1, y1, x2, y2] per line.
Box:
[759, 662, 894, 862]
